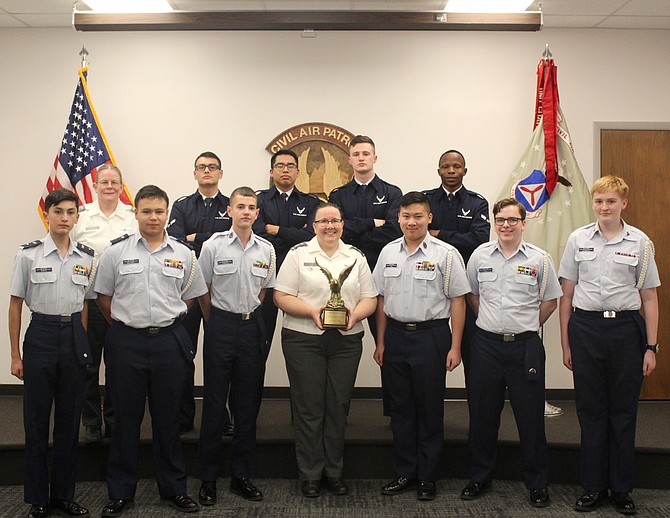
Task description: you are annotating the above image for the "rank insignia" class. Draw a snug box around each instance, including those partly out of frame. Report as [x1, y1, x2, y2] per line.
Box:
[415, 261, 436, 272]
[517, 266, 537, 277]
[164, 259, 184, 269]
[73, 265, 90, 277]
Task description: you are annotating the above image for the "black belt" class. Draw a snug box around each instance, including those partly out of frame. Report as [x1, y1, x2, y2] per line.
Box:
[477, 328, 537, 343]
[212, 306, 262, 321]
[387, 317, 448, 332]
[573, 308, 639, 319]
[117, 316, 184, 336]
[32, 312, 80, 324]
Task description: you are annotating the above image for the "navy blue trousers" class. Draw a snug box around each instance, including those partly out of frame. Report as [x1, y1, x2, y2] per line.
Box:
[197, 309, 266, 481]
[22, 318, 87, 505]
[569, 311, 645, 493]
[82, 300, 113, 431]
[104, 322, 190, 499]
[467, 329, 548, 489]
[382, 321, 450, 481]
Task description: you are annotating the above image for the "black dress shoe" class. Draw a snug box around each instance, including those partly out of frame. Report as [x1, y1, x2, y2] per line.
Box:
[574, 490, 606, 512]
[301, 480, 321, 498]
[325, 477, 348, 495]
[530, 488, 550, 507]
[611, 492, 636, 515]
[28, 505, 48, 518]
[222, 423, 234, 437]
[417, 481, 436, 501]
[381, 477, 418, 495]
[162, 494, 199, 513]
[49, 499, 89, 516]
[460, 480, 492, 500]
[230, 477, 263, 501]
[198, 480, 217, 506]
[101, 500, 134, 517]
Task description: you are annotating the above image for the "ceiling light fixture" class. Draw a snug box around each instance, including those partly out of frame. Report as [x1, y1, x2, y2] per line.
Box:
[80, 0, 173, 13]
[444, 0, 534, 13]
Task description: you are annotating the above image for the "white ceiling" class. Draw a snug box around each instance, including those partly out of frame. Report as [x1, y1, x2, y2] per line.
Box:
[0, 0, 669, 29]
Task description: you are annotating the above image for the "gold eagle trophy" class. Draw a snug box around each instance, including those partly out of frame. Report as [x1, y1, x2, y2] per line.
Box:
[314, 258, 357, 329]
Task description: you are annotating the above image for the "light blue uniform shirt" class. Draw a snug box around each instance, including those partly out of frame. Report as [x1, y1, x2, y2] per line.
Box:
[373, 235, 470, 322]
[559, 221, 660, 311]
[467, 240, 562, 334]
[94, 232, 207, 328]
[10, 234, 96, 314]
[199, 230, 276, 314]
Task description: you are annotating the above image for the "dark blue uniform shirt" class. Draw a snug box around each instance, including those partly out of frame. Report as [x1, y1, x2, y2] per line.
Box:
[422, 185, 490, 264]
[167, 190, 231, 257]
[329, 174, 402, 270]
[253, 186, 319, 267]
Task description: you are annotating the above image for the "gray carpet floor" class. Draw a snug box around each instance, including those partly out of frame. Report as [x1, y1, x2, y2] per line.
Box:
[2, 479, 670, 517]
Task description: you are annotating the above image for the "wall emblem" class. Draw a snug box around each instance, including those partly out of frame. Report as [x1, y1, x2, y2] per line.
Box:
[265, 122, 355, 199]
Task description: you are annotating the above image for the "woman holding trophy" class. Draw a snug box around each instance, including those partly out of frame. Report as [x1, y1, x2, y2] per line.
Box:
[274, 202, 377, 498]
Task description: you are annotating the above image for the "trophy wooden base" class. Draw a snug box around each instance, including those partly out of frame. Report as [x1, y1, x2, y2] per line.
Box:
[322, 307, 348, 329]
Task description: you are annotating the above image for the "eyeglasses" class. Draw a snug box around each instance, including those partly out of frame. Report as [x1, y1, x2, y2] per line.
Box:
[195, 164, 221, 171]
[494, 217, 524, 226]
[273, 163, 297, 171]
[314, 218, 343, 226]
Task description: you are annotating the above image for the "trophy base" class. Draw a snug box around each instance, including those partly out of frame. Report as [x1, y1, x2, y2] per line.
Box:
[322, 307, 348, 329]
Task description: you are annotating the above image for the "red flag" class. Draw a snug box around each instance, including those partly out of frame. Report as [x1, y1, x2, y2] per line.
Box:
[39, 67, 132, 227]
[534, 59, 559, 196]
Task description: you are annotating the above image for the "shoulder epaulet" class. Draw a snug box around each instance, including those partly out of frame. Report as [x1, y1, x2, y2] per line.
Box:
[422, 187, 438, 196]
[475, 192, 486, 200]
[123, 204, 135, 212]
[289, 242, 309, 251]
[110, 234, 132, 245]
[349, 245, 365, 257]
[254, 234, 272, 246]
[168, 235, 192, 249]
[79, 205, 88, 212]
[76, 242, 95, 256]
[255, 189, 263, 196]
[175, 195, 189, 203]
[329, 186, 342, 194]
[20, 239, 42, 250]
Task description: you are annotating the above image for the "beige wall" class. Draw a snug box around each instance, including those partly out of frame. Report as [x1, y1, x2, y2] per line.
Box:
[1, 27, 669, 388]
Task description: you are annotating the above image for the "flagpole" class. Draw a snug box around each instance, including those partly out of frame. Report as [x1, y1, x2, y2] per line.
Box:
[79, 44, 88, 68]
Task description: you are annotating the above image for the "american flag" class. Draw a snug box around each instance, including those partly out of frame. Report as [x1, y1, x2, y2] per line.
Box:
[39, 66, 132, 226]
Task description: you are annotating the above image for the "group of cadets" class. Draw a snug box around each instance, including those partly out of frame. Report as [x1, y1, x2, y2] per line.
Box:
[10, 135, 659, 518]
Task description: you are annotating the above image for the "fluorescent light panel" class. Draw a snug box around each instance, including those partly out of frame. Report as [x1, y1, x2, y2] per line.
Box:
[444, 0, 534, 13]
[80, 0, 173, 13]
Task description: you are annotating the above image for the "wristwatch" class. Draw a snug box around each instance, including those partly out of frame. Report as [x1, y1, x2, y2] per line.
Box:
[646, 344, 659, 353]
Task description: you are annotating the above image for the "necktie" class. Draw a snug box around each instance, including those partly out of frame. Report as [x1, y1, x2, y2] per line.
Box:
[447, 193, 455, 204]
[281, 192, 289, 204]
[279, 193, 289, 227]
[204, 198, 213, 214]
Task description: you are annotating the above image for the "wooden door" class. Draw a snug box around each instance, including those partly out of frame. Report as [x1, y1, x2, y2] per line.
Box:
[601, 129, 670, 399]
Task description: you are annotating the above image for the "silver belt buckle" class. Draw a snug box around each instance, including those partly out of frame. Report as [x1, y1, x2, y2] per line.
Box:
[603, 311, 616, 319]
[60, 314, 72, 323]
[242, 312, 252, 321]
[405, 323, 417, 331]
[148, 327, 160, 335]
[503, 333, 515, 342]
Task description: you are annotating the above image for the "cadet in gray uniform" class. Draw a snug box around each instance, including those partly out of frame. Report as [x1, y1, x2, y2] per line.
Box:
[559, 176, 660, 515]
[95, 185, 207, 517]
[373, 192, 469, 501]
[9, 188, 95, 518]
[461, 198, 561, 508]
[196, 186, 276, 505]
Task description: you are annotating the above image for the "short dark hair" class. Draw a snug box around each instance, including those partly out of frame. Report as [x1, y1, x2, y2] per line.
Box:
[400, 191, 431, 212]
[44, 188, 79, 212]
[314, 202, 342, 219]
[438, 149, 466, 168]
[271, 149, 299, 168]
[230, 186, 257, 203]
[493, 197, 526, 220]
[135, 185, 169, 207]
[194, 151, 221, 169]
[350, 135, 375, 152]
